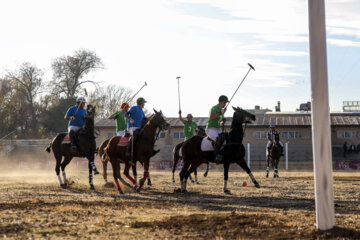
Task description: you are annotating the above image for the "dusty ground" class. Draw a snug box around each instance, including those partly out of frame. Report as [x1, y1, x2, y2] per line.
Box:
[0, 167, 359, 239]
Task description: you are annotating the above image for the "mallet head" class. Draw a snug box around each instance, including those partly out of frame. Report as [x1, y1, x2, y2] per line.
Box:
[248, 63, 255, 71]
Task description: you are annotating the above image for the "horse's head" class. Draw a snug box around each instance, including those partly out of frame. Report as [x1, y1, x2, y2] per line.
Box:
[149, 109, 170, 131]
[85, 104, 96, 118]
[274, 132, 280, 143]
[195, 126, 206, 137]
[232, 106, 256, 125]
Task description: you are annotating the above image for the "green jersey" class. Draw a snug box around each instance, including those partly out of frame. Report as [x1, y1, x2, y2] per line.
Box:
[206, 104, 223, 129]
[111, 111, 127, 132]
[183, 120, 198, 138]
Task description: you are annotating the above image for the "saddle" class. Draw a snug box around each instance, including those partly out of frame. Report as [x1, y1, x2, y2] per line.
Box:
[117, 136, 130, 146]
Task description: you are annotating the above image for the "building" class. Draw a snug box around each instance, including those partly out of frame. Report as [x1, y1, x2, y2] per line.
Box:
[95, 110, 360, 170]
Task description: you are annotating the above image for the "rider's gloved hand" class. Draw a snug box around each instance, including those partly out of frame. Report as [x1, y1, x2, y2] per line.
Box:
[70, 116, 76, 120]
[178, 110, 182, 115]
[221, 108, 227, 115]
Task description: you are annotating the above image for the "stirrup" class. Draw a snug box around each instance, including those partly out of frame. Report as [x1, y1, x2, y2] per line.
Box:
[215, 155, 223, 164]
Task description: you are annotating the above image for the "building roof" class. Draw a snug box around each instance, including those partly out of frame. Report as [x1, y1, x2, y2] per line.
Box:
[95, 112, 360, 128]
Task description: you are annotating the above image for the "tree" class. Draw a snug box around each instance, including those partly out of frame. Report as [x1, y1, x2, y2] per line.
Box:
[4, 63, 44, 138]
[40, 97, 77, 135]
[87, 84, 134, 118]
[51, 49, 103, 98]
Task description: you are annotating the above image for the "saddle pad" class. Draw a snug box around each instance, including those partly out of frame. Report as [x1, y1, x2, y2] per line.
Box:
[62, 134, 70, 144]
[201, 137, 214, 151]
[117, 136, 130, 146]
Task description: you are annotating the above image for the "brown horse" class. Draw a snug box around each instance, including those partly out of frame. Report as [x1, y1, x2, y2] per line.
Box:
[98, 138, 153, 185]
[179, 107, 260, 194]
[266, 132, 281, 178]
[171, 126, 209, 184]
[104, 109, 170, 194]
[45, 104, 99, 189]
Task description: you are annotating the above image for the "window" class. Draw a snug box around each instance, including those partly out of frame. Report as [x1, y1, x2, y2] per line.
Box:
[281, 131, 301, 139]
[173, 132, 185, 139]
[343, 131, 353, 139]
[253, 131, 267, 139]
[159, 132, 166, 139]
[107, 132, 116, 139]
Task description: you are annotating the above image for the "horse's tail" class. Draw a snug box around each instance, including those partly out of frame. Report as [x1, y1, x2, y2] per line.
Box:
[45, 142, 52, 153]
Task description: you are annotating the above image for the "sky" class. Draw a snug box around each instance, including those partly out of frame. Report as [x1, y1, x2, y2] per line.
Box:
[0, 0, 359, 118]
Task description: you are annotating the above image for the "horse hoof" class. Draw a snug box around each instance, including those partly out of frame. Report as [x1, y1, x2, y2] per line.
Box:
[94, 170, 100, 175]
[172, 179, 175, 183]
[254, 182, 261, 188]
[196, 181, 200, 185]
[119, 190, 124, 194]
[266, 173, 269, 178]
[191, 180, 195, 183]
[203, 173, 208, 177]
[60, 184, 66, 189]
[224, 189, 231, 194]
[181, 189, 187, 193]
[147, 181, 152, 186]
[90, 185, 95, 190]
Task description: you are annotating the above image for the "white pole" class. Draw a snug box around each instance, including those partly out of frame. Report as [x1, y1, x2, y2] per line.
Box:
[308, 0, 335, 230]
[285, 142, 288, 170]
[247, 143, 250, 167]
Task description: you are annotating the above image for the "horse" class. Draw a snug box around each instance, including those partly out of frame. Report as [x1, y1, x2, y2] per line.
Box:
[98, 138, 153, 186]
[266, 132, 281, 178]
[171, 126, 209, 184]
[104, 109, 170, 194]
[179, 106, 260, 194]
[45, 104, 99, 189]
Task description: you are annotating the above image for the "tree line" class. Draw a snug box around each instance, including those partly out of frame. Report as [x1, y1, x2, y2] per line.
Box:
[0, 49, 133, 139]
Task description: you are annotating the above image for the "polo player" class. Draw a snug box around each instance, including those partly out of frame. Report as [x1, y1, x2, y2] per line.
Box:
[64, 96, 87, 153]
[206, 95, 228, 163]
[267, 124, 284, 156]
[179, 112, 198, 141]
[109, 102, 130, 136]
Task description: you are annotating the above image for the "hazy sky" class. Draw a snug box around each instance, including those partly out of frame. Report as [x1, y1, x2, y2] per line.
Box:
[1, 0, 359, 117]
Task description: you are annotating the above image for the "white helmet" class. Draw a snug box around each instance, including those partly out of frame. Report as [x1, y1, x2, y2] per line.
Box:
[76, 96, 87, 103]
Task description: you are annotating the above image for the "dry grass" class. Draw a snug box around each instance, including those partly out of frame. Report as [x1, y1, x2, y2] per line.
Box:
[0, 169, 359, 239]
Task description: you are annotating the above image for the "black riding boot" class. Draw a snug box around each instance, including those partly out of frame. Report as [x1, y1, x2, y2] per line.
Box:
[214, 144, 222, 164]
[69, 130, 77, 153]
[126, 137, 136, 165]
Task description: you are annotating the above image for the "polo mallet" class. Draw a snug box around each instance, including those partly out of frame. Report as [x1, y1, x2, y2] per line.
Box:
[176, 76, 181, 113]
[225, 63, 255, 109]
[129, 82, 147, 103]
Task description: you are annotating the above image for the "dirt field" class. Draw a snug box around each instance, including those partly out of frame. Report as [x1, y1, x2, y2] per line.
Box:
[0, 168, 359, 239]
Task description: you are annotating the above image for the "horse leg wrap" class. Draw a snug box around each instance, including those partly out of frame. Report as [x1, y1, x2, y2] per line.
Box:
[249, 172, 256, 183]
[89, 173, 93, 185]
[62, 171, 67, 184]
[126, 175, 136, 185]
[57, 175, 63, 186]
[115, 179, 121, 191]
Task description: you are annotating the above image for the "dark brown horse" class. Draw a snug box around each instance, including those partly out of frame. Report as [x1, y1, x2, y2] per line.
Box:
[46, 104, 99, 189]
[104, 109, 170, 194]
[179, 107, 260, 194]
[171, 126, 209, 183]
[98, 138, 152, 186]
[266, 132, 281, 178]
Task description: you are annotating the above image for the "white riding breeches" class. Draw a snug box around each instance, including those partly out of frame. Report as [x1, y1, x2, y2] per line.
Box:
[68, 126, 81, 132]
[206, 128, 221, 141]
[128, 127, 139, 135]
[117, 130, 126, 136]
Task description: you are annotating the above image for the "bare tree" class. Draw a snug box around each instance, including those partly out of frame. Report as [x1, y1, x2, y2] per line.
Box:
[51, 49, 103, 98]
[87, 84, 134, 118]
